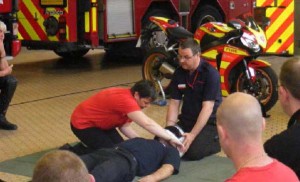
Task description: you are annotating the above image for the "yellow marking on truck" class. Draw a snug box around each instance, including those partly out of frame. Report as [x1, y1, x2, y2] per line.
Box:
[18, 11, 40, 40]
[85, 12, 90, 32]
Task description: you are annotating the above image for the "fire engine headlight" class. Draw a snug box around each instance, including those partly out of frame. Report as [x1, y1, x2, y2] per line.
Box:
[43, 16, 59, 36]
[241, 33, 260, 52]
[12, 22, 19, 36]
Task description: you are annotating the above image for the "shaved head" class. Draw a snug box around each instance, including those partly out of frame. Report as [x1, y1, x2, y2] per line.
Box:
[217, 92, 264, 142]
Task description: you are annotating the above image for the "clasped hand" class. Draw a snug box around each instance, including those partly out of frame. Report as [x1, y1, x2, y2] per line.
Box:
[181, 132, 196, 153]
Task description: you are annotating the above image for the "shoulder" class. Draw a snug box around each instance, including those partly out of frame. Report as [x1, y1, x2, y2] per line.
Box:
[102, 88, 132, 97]
[271, 159, 299, 180]
[174, 67, 187, 75]
[200, 59, 218, 73]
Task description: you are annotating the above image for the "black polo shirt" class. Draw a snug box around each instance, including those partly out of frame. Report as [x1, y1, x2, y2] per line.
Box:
[170, 59, 222, 131]
[264, 109, 300, 178]
[118, 138, 180, 176]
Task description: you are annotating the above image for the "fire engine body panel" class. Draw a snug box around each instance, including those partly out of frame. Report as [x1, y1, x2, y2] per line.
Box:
[18, 1, 85, 48]
[255, 0, 294, 55]
[0, 0, 21, 57]
[18, 0, 255, 58]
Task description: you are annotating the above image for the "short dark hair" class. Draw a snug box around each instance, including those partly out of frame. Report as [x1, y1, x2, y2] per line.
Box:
[32, 150, 90, 182]
[131, 80, 157, 101]
[179, 38, 200, 55]
[280, 58, 300, 99]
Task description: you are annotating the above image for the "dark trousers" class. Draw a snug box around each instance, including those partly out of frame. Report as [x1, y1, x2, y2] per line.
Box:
[0, 75, 17, 115]
[179, 123, 220, 161]
[71, 124, 124, 150]
[81, 147, 137, 182]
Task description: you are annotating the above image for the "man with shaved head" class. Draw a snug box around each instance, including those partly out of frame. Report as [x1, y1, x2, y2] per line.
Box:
[216, 92, 298, 181]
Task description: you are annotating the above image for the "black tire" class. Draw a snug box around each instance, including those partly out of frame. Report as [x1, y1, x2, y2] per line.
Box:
[233, 66, 278, 112]
[142, 47, 175, 94]
[192, 5, 223, 32]
[54, 48, 89, 58]
[141, 10, 173, 53]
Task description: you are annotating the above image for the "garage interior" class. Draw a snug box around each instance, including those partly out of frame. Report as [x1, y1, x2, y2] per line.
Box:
[0, 48, 292, 181]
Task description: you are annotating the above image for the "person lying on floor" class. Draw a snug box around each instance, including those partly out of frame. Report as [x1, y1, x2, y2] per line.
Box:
[80, 125, 185, 182]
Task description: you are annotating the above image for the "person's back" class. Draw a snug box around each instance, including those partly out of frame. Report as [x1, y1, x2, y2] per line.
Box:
[32, 150, 94, 182]
[216, 92, 298, 182]
[117, 137, 180, 176]
[226, 159, 297, 182]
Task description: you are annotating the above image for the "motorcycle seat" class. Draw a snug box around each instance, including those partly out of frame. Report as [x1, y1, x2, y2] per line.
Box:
[166, 27, 193, 40]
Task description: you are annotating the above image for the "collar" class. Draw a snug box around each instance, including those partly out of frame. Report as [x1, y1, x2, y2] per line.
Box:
[287, 109, 300, 128]
[196, 58, 206, 72]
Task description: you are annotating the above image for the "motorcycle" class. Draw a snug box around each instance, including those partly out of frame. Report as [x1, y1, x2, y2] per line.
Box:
[142, 15, 278, 112]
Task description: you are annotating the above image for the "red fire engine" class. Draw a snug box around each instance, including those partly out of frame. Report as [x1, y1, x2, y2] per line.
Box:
[255, 0, 294, 55]
[18, 0, 254, 59]
[0, 0, 21, 58]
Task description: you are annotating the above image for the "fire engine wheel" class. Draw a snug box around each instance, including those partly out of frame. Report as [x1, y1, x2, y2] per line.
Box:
[192, 5, 223, 32]
[142, 47, 173, 95]
[233, 67, 278, 112]
[54, 48, 90, 59]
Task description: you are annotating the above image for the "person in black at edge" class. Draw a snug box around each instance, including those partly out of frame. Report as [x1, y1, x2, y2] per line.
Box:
[264, 58, 300, 179]
[0, 21, 18, 130]
[80, 125, 185, 182]
[166, 38, 222, 160]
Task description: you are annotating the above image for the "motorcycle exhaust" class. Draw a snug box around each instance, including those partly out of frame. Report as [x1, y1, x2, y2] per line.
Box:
[159, 62, 175, 79]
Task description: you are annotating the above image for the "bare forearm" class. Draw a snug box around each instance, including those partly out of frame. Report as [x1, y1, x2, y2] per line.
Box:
[142, 118, 173, 140]
[191, 102, 214, 136]
[139, 164, 174, 182]
[128, 111, 173, 141]
[119, 124, 139, 139]
[0, 67, 9, 77]
[0, 57, 11, 77]
[166, 99, 180, 126]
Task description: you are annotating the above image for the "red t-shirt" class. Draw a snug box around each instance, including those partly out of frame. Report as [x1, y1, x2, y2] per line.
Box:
[226, 159, 299, 182]
[71, 88, 141, 130]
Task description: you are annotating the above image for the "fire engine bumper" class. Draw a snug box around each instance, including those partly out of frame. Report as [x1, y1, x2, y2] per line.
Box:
[21, 40, 89, 51]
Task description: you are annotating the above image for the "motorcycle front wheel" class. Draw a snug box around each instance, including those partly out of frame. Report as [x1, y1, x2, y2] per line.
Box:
[233, 66, 278, 112]
[142, 48, 174, 95]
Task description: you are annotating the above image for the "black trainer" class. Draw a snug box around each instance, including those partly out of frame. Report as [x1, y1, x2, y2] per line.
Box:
[59, 143, 73, 151]
[0, 117, 17, 130]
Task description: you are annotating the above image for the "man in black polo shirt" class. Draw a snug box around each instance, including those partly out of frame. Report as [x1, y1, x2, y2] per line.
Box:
[80, 126, 184, 182]
[264, 58, 300, 178]
[166, 38, 222, 160]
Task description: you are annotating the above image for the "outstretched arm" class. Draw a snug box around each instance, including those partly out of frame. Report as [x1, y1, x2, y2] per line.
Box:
[138, 164, 174, 182]
[127, 111, 183, 147]
[119, 122, 139, 139]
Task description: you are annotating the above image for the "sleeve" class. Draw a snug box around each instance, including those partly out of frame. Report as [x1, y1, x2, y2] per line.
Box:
[264, 128, 295, 163]
[202, 66, 221, 101]
[162, 146, 181, 174]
